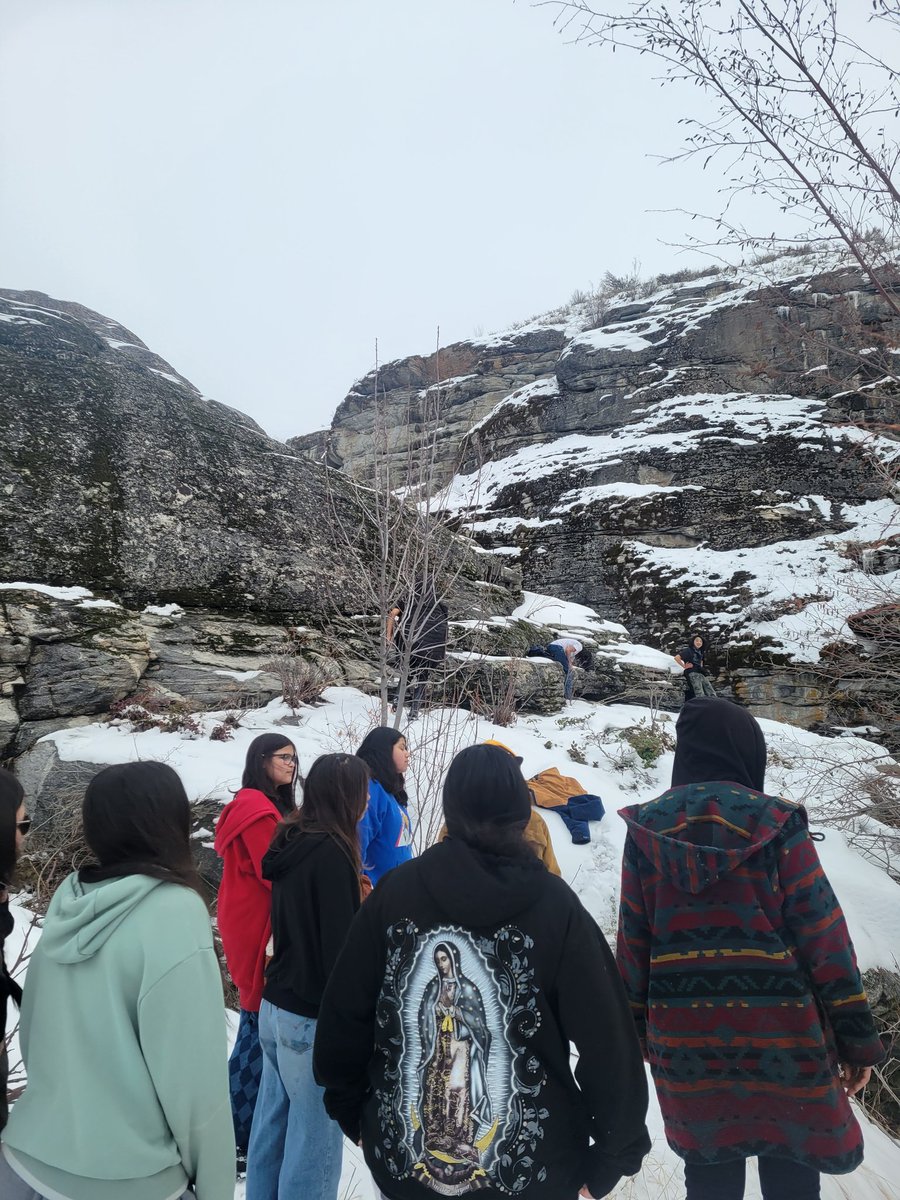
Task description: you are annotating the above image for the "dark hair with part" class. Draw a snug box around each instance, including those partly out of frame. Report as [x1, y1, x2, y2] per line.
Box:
[356, 726, 408, 805]
[273, 754, 369, 880]
[0, 768, 24, 889]
[80, 761, 206, 900]
[442, 744, 536, 862]
[241, 732, 298, 816]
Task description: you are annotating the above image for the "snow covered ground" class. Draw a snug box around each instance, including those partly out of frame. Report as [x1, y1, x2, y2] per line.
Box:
[8, 682, 900, 1199]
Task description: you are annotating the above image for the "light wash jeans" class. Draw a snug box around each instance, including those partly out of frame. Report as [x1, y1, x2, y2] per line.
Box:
[245, 1000, 342, 1200]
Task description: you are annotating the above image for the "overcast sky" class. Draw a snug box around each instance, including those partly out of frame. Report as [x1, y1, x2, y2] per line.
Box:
[0, 1, 887, 442]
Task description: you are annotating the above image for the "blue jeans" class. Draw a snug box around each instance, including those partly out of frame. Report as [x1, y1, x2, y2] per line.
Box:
[245, 1001, 342, 1200]
[546, 644, 574, 700]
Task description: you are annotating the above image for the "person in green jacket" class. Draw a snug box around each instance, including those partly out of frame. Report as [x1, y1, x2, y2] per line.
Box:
[0, 761, 235, 1200]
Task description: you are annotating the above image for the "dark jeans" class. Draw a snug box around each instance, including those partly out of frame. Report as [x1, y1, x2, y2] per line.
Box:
[684, 1157, 820, 1200]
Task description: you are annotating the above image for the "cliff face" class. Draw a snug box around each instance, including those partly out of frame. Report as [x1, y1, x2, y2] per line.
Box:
[303, 258, 900, 723]
[0, 289, 380, 616]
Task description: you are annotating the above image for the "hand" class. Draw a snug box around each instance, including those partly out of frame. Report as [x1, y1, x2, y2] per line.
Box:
[840, 1063, 872, 1097]
[579, 1188, 595, 1199]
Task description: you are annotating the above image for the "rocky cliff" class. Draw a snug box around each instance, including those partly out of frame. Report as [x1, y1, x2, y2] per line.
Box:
[0, 290, 521, 772]
[0, 289, 386, 615]
[297, 256, 900, 726]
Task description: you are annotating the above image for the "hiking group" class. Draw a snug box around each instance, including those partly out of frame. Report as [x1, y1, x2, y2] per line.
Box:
[0, 697, 886, 1200]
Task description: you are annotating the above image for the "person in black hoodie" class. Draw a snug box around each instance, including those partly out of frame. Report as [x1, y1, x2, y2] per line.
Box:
[245, 753, 369, 1200]
[314, 744, 650, 1200]
[0, 769, 26, 1132]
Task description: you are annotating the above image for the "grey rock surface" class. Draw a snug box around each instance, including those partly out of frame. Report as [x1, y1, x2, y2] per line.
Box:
[0, 289, 402, 615]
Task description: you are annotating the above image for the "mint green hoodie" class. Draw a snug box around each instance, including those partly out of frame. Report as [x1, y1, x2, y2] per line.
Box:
[2, 873, 235, 1200]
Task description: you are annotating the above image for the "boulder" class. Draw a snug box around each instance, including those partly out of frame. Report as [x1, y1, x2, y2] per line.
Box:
[446, 654, 566, 715]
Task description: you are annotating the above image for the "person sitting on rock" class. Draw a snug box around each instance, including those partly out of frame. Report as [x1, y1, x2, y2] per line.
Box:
[674, 634, 716, 699]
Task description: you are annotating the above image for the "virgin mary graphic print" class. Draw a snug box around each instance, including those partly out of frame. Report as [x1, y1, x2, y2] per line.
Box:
[375, 922, 546, 1196]
[417, 942, 493, 1176]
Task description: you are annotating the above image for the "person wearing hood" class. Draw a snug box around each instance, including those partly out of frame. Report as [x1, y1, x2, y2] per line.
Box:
[214, 733, 298, 1157]
[245, 753, 369, 1200]
[356, 726, 413, 887]
[616, 697, 885, 1200]
[313, 743, 651, 1200]
[0, 761, 234, 1200]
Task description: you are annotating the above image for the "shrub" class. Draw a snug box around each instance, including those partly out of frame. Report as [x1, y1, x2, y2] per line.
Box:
[618, 719, 675, 767]
[265, 645, 339, 711]
[209, 723, 234, 742]
[108, 692, 201, 738]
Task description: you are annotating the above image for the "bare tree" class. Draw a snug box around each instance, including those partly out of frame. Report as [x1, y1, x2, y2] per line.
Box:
[321, 334, 496, 730]
[537, 0, 900, 311]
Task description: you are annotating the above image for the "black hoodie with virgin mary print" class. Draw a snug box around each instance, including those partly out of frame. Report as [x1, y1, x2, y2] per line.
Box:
[313, 837, 650, 1200]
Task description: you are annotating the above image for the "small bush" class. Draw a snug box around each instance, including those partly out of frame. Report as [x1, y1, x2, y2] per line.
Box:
[209, 723, 234, 742]
[618, 719, 675, 767]
[108, 692, 201, 738]
[265, 648, 338, 711]
[569, 741, 588, 766]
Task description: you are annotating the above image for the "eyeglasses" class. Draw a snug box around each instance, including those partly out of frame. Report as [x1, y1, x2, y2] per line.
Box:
[16, 818, 31, 835]
[270, 754, 297, 766]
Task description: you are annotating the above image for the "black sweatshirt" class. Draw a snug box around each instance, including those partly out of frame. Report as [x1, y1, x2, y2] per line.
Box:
[262, 831, 360, 1018]
[313, 838, 650, 1200]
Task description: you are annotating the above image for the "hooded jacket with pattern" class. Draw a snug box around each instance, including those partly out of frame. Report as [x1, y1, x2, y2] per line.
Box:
[313, 837, 650, 1200]
[2, 873, 234, 1200]
[616, 782, 884, 1173]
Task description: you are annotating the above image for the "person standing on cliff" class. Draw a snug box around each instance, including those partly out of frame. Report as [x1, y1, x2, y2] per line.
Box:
[674, 634, 716, 698]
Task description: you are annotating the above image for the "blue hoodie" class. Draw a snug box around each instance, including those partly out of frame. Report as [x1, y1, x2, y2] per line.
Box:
[2, 873, 234, 1200]
[358, 780, 412, 886]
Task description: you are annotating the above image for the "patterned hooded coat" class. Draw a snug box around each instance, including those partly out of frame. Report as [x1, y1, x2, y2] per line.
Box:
[616, 700, 884, 1174]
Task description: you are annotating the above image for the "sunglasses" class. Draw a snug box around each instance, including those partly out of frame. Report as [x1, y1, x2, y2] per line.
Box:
[17, 818, 31, 835]
[270, 753, 298, 766]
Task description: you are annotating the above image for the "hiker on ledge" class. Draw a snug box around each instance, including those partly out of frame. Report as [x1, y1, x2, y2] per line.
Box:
[674, 634, 716, 698]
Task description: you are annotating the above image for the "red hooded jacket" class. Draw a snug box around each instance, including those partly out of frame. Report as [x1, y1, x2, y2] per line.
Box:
[214, 788, 282, 1012]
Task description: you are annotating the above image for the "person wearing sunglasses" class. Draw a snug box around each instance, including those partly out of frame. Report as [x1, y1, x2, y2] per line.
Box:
[0, 769, 28, 1131]
[214, 735, 298, 1167]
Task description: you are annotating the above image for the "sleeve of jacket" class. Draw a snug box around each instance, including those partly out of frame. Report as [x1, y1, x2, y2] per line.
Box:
[358, 785, 383, 875]
[313, 898, 384, 1143]
[778, 808, 884, 1066]
[242, 813, 278, 890]
[138, 934, 236, 1200]
[552, 900, 651, 1198]
[615, 834, 652, 1048]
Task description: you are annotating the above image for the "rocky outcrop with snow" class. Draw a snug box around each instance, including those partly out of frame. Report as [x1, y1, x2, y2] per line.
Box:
[301, 257, 900, 728]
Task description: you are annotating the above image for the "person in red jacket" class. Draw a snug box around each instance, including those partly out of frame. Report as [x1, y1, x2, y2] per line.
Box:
[215, 733, 298, 1163]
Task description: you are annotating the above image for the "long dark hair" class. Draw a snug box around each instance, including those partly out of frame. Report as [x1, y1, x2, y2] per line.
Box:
[241, 733, 298, 816]
[356, 726, 408, 805]
[79, 762, 206, 900]
[0, 769, 24, 889]
[272, 754, 369, 879]
[442, 745, 535, 862]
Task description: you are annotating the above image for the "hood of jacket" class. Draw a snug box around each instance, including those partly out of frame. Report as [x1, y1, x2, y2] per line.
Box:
[214, 787, 281, 854]
[619, 782, 802, 895]
[262, 829, 334, 883]
[413, 836, 545, 925]
[39, 873, 166, 964]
